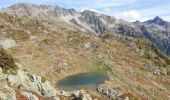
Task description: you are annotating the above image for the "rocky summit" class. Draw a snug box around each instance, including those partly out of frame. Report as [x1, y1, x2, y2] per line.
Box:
[0, 3, 170, 100]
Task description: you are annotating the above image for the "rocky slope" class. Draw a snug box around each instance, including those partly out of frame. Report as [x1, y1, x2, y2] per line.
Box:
[2, 3, 170, 55]
[1, 3, 116, 35]
[0, 4, 170, 100]
[0, 48, 94, 100]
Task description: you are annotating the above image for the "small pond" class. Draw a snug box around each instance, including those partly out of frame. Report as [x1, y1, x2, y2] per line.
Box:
[57, 73, 108, 91]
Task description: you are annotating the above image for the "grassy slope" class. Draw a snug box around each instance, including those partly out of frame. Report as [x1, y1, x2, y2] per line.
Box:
[0, 12, 170, 99]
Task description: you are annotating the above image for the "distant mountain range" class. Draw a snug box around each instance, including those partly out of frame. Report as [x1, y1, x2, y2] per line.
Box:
[2, 3, 170, 55]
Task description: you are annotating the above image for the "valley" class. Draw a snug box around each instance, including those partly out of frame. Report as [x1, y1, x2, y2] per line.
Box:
[0, 3, 170, 100]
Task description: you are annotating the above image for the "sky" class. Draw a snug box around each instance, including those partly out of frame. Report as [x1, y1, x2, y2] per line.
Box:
[0, 0, 170, 22]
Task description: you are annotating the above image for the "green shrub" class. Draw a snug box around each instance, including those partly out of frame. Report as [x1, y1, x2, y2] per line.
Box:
[41, 77, 46, 83]
[0, 25, 4, 30]
[0, 48, 18, 74]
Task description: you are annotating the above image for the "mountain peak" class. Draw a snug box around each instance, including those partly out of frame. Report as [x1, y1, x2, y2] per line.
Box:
[82, 10, 98, 15]
[143, 16, 169, 27]
[153, 16, 163, 22]
[133, 20, 141, 24]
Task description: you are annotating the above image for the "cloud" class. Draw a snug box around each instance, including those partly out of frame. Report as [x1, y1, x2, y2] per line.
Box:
[162, 16, 170, 22]
[115, 10, 141, 22]
[139, 4, 170, 17]
[81, 8, 101, 13]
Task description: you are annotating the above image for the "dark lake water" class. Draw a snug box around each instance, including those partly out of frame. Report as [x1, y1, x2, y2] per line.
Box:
[57, 73, 108, 91]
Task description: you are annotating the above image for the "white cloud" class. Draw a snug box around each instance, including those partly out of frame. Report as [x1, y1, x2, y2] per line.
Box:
[115, 10, 141, 22]
[81, 8, 101, 13]
[162, 16, 170, 22]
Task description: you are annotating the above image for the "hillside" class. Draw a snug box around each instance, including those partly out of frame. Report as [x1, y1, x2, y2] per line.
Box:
[0, 4, 170, 100]
[2, 3, 170, 55]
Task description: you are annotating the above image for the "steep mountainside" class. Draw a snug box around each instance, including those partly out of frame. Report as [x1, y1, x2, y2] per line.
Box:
[0, 10, 170, 100]
[2, 3, 170, 56]
[2, 3, 116, 35]
[134, 17, 170, 55]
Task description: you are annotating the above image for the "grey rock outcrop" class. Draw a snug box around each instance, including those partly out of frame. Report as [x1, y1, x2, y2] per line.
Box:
[0, 85, 16, 100]
[97, 86, 123, 99]
[21, 92, 39, 100]
[8, 70, 57, 97]
[0, 67, 16, 100]
[71, 90, 92, 100]
[56, 90, 92, 100]
[153, 68, 168, 75]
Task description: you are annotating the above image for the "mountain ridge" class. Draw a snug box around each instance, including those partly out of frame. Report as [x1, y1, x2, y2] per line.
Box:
[3, 3, 170, 56]
[0, 4, 170, 99]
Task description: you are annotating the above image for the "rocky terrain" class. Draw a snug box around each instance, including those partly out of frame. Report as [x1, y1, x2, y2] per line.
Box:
[0, 3, 170, 100]
[2, 3, 170, 55]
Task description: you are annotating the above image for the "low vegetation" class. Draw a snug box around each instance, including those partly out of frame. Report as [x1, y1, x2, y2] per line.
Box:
[136, 39, 170, 67]
[0, 48, 18, 74]
[91, 59, 120, 77]
[93, 59, 112, 73]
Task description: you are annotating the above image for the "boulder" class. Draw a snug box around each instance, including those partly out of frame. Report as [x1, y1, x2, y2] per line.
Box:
[0, 38, 16, 49]
[84, 42, 92, 49]
[153, 68, 167, 75]
[0, 72, 16, 100]
[71, 90, 92, 100]
[71, 91, 80, 98]
[160, 68, 168, 75]
[8, 70, 57, 97]
[21, 92, 39, 100]
[58, 90, 71, 96]
[0, 85, 16, 100]
[41, 81, 57, 97]
[153, 69, 161, 75]
[96, 86, 123, 98]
